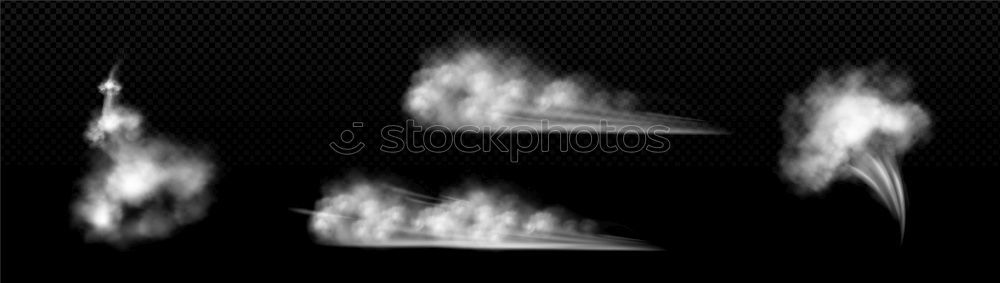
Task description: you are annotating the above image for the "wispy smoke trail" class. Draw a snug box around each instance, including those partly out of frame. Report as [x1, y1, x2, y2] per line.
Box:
[404, 47, 723, 134]
[75, 67, 214, 243]
[300, 177, 656, 250]
[780, 68, 930, 235]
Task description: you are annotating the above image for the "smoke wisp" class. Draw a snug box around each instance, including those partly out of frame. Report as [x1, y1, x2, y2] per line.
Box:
[75, 68, 215, 243]
[780, 68, 930, 234]
[404, 47, 723, 134]
[300, 177, 656, 250]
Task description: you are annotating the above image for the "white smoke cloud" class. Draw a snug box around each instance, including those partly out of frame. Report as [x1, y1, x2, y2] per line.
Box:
[75, 69, 214, 243]
[303, 177, 655, 250]
[404, 47, 722, 134]
[780, 68, 930, 233]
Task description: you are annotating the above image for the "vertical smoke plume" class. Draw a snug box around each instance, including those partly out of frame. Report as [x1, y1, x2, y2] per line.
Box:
[297, 177, 656, 250]
[75, 67, 214, 243]
[780, 68, 930, 236]
[404, 46, 723, 134]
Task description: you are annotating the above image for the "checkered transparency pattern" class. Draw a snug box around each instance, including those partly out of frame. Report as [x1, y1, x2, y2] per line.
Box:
[2, 2, 997, 168]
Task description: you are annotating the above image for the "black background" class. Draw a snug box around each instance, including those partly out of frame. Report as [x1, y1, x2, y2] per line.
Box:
[3, 1, 998, 274]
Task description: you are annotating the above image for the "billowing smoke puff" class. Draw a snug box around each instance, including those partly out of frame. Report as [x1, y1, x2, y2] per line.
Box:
[404, 47, 721, 134]
[75, 70, 214, 243]
[780, 68, 930, 232]
[306, 177, 655, 250]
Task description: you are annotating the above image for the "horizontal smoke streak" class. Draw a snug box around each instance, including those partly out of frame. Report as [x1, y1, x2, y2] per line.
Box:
[404, 47, 723, 134]
[304, 178, 658, 250]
